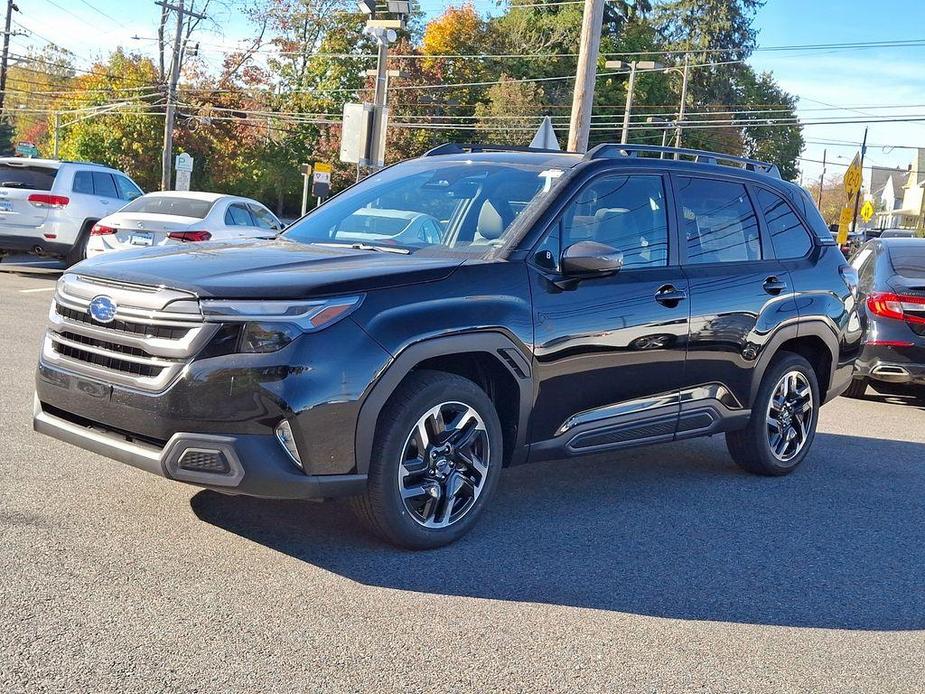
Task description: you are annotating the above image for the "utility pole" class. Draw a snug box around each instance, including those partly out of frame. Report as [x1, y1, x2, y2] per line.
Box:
[620, 63, 641, 144]
[674, 55, 690, 149]
[607, 60, 662, 145]
[367, 26, 395, 171]
[0, 0, 19, 115]
[567, 0, 604, 153]
[156, 0, 206, 191]
[849, 127, 868, 234]
[817, 148, 826, 207]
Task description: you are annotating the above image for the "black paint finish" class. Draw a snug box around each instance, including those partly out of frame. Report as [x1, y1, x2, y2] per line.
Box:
[35, 151, 862, 495]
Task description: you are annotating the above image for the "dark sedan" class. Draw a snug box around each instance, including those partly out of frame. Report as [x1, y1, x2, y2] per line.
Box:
[845, 238, 925, 398]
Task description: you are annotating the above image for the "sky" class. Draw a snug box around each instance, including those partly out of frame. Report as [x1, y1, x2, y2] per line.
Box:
[11, 0, 925, 187]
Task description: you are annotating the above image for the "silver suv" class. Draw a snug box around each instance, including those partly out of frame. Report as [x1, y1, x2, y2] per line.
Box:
[0, 158, 143, 265]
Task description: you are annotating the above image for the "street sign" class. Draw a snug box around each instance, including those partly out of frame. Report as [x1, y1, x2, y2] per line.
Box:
[15, 142, 38, 158]
[860, 199, 875, 222]
[175, 169, 191, 192]
[175, 152, 194, 173]
[837, 206, 852, 244]
[312, 162, 332, 199]
[843, 153, 862, 197]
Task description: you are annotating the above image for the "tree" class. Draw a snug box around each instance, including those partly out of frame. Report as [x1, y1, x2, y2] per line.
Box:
[474, 77, 546, 145]
[737, 68, 803, 181]
[805, 176, 849, 226]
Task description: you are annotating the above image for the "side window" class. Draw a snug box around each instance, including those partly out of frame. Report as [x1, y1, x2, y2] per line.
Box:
[114, 175, 143, 201]
[677, 177, 761, 264]
[248, 204, 279, 230]
[91, 172, 119, 198]
[541, 174, 669, 270]
[72, 171, 93, 194]
[757, 188, 813, 258]
[225, 203, 254, 226]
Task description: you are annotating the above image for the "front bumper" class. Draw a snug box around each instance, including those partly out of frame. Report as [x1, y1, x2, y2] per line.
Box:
[33, 395, 367, 499]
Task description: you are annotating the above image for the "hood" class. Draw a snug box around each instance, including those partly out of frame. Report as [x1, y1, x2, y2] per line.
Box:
[99, 211, 203, 233]
[73, 239, 465, 298]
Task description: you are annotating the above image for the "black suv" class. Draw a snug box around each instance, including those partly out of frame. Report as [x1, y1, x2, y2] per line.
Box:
[34, 144, 863, 549]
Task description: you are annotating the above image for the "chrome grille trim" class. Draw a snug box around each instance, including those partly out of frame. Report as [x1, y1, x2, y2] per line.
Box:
[42, 273, 215, 392]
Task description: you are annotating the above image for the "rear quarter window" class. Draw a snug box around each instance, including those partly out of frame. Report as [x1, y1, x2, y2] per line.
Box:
[0, 163, 58, 191]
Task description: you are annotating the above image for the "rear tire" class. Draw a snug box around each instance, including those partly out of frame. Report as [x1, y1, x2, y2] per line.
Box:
[64, 220, 94, 267]
[726, 353, 820, 476]
[351, 370, 504, 550]
[842, 377, 868, 399]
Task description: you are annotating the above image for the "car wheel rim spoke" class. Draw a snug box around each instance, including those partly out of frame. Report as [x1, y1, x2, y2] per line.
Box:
[765, 370, 814, 463]
[398, 401, 490, 529]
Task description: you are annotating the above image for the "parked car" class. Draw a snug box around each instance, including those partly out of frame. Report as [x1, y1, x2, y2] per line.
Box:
[843, 237, 925, 399]
[878, 228, 917, 239]
[86, 192, 283, 257]
[0, 158, 143, 265]
[33, 143, 862, 549]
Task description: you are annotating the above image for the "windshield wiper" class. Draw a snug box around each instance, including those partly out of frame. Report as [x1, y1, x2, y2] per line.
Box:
[312, 242, 410, 255]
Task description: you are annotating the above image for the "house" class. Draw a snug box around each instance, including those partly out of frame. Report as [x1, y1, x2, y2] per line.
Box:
[869, 165, 907, 221]
[880, 149, 925, 229]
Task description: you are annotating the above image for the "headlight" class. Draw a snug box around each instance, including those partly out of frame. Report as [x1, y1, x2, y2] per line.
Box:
[200, 295, 364, 353]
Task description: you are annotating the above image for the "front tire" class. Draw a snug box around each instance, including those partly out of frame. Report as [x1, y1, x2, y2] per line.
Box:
[351, 370, 504, 549]
[726, 353, 820, 476]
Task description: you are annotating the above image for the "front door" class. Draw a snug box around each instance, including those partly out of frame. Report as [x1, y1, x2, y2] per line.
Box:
[528, 171, 690, 457]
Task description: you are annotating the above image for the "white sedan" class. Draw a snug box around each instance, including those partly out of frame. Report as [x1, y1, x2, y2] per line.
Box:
[86, 191, 283, 257]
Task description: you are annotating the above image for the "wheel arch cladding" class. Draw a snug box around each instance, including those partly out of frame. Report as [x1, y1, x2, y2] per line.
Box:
[748, 322, 838, 408]
[354, 333, 533, 474]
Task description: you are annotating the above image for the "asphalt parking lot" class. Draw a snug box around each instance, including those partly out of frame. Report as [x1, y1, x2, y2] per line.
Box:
[1, 269, 924, 693]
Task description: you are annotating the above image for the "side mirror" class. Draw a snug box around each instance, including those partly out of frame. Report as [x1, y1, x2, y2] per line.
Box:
[560, 241, 623, 277]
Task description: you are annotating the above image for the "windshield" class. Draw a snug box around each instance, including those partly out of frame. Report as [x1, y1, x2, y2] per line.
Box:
[121, 195, 215, 219]
[283, 159, 560, 251]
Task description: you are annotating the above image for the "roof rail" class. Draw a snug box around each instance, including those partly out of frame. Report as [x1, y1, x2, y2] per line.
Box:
[423, 142, 567, 157]
[585, 143, 781, 179]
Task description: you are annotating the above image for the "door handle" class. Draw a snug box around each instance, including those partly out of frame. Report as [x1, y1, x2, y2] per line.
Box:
[655, 284, 687, 307]
[763, 276, 787, 295]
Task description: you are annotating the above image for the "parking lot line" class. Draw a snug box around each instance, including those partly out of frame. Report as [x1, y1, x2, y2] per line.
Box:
[18, 287, 56, 293]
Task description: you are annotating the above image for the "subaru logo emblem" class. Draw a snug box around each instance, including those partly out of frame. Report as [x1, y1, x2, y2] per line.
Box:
[88, 295, 117, 324]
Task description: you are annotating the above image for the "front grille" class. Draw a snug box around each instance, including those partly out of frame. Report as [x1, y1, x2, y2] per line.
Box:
[52, 341, 164, 378]
[58, 330, 151, 359]
[56, 304, 191, 340]
[43, 273, 218, 391]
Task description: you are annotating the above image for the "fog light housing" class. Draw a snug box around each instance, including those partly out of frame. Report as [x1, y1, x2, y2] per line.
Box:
[275, 420, 303, 470]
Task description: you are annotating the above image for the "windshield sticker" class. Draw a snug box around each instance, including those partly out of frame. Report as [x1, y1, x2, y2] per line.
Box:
[539, 169, 564, 192]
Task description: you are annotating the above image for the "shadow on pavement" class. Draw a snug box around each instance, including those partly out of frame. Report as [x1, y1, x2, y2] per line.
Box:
[191, 432, 925, 630]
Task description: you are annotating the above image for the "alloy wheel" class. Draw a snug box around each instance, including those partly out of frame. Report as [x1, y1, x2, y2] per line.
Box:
[766, 370, 814, 462]
[397, 401, 491, 529]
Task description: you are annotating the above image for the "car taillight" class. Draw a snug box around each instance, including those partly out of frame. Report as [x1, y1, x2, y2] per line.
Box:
[90, 224, 117, 236]
[167, 231, 212, 242]
[866, 291, 925, 325]
[27, 193, 69, 208]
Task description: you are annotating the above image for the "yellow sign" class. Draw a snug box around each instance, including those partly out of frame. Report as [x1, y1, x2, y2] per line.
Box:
[314, 162, 332, 174]
[843, 153, 862, 197]
[860, 200, 875, 222]
[837, 206, 853, 245]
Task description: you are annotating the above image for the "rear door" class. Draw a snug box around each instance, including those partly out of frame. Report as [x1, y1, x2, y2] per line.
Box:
[528, 169, 690, 456]
[673, 174, 795, 412]
[0, 161, 60, 232]
[223, 202, 262, 238]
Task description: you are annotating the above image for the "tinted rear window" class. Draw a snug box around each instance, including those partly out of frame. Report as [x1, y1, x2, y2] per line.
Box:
[120, 196, 214, 219]
[0, 163, 58, 191]
[890, 245, 925, 277]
